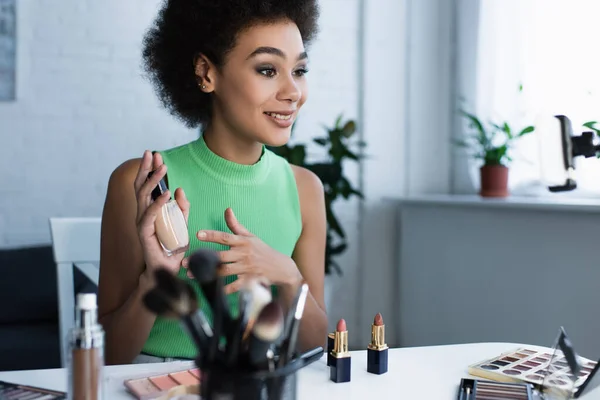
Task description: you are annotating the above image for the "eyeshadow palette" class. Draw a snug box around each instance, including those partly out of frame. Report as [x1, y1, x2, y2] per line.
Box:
[457, 378, 534, 400]
[124, 368, 201, 400]
[468, 346, 599, 395]
[0, 380, 66, 399]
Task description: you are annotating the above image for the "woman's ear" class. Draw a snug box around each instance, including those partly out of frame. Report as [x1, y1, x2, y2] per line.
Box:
[194, 54, 217, 93]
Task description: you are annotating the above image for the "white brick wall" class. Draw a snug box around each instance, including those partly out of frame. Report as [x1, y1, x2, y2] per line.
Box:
[0, 0, 360, 249]
[1, 0, 197, 247]
[2, 0, 421, 350]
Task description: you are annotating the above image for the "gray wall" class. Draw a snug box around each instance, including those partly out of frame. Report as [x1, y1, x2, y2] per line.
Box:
[396, 196, 600, 360]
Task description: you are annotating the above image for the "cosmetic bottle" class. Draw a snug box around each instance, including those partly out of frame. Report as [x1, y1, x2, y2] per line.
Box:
[149, 171, 189, 256]
[67, 293, 104, 400]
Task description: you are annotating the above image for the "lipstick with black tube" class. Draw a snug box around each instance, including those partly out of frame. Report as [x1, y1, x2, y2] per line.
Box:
[367, 313, 388, 375]
[329, 319, 351, 383]
[327, 332, 335, 366]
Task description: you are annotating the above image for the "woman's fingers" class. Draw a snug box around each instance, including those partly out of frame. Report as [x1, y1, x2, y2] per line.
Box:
[152, 151, 164, 170]
[136, 164, 167, 219]
[133, 150, 154, 194]
[137, 190, 171, 241]
[174, 188, 190, 223]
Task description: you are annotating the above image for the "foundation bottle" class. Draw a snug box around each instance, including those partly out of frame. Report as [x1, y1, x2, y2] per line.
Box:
[149, 171, 190, 256]
[68, 293, 104, 400]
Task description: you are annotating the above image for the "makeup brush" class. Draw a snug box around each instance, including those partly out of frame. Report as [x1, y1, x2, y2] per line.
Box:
[187, 249, 233, 362]
[142, 269, 212, 357]
[246, 301, 284, 370]
[277, 282, 309, 367]
[240, 277, 273, 341]
[225, 276, 272, 367]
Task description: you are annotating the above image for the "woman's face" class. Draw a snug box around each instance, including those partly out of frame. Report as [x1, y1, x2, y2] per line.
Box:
[207, 20, 309, 147]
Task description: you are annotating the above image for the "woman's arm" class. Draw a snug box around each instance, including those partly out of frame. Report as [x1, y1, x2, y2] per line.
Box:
[98, 158, 156, 364]
[278, 165, 329, 352]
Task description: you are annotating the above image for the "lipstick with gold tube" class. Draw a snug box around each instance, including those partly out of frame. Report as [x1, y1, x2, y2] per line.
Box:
[367, 313, 388, 374]
[329, 319, 351, 383]
[327, 332, 335, 366]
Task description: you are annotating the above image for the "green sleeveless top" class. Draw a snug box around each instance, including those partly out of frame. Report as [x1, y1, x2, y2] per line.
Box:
[141, 135, 303, 358]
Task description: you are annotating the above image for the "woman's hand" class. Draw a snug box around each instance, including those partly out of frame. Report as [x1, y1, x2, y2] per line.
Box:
[134, 150, 190, 278]
[190, 208, 302, 294]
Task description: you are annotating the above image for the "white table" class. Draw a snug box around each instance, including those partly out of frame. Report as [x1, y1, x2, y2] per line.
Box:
[1, 343, 599, 399]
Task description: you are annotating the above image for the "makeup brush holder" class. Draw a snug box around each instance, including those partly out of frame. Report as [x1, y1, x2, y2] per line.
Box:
[197, 349, 321, 400]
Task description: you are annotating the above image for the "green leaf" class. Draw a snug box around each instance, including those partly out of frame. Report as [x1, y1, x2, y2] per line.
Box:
[503, 122, 512, 139]
[330, 243, 347, 255]
[343, 149, 359, 161]
[517, 126, 535, 137]
[460, 110, 489, 147]
[289, 145, 306, 166]
[583, 121, 600, 136]
[342, 120, 356, 137]
[334, 114, 344, 130]
[313, 138, 328, 146]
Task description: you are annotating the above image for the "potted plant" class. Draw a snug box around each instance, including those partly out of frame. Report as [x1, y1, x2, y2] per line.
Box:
[268, 114, 364, 282]
[456, 109, 535, 197]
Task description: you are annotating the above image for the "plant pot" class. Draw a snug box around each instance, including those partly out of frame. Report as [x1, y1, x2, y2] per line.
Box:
[479, 165, 509, 198]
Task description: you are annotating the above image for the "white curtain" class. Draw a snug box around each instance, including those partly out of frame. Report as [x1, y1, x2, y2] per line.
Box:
[460, 0, 600, 196]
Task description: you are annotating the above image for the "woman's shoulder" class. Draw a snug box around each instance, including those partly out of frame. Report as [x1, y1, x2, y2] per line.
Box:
[108, 158, 142, 190]
[289, 164, 325, 209]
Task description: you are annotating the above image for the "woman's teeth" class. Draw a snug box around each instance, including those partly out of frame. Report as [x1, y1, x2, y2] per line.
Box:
[265, 112, 292, 121]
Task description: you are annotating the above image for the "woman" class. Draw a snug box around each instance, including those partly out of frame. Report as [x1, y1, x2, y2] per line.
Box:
[97, 0, 327, 364]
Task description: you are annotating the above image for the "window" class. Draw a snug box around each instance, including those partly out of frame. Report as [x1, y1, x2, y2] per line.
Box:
[461, 0, 600, 196]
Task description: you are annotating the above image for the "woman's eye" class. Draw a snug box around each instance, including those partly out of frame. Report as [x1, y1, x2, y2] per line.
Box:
[294, 68, 309, 77]
[257, 68, 276, 77]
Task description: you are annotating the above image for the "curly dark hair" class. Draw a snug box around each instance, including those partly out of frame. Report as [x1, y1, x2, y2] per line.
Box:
[141, 0, 320, 128]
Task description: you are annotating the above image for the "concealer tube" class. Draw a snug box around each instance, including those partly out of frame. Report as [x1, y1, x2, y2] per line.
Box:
[68, 293, 104, 400]
[367, 313, 388, 375]
[148, 171, 189, 256]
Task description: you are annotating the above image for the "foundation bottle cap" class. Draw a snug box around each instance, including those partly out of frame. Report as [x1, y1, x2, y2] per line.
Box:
[148, 170, 169, 201]
[76, 293, 97, 310]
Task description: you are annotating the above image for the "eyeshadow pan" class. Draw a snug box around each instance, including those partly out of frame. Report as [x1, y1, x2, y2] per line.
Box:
[503, 369, 521, 375]
[554, 361, 568, 367]
[514, 353, 528, 359]
[583, 367, 594, 373]
[502, 356, 519, 363]
[524, 361, 541, 367]
[480, 364, 499, 370]
[169, 371, 200, 386]
[127, 378, 159, 396]
[149, 375, 178, 391]
[521, 349, 536, 354]
[491, 360, 510, 367]
[532, 357, 548, 362]
[514, 365, 530, 372]
[189, 369, 201, 379]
